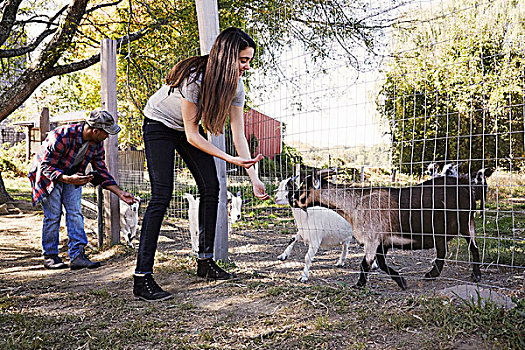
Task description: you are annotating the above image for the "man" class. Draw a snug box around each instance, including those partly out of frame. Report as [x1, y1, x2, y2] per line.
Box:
[28, 110, 137, 270]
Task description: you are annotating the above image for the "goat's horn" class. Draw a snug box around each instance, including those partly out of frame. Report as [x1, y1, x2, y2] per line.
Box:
[317, 168, 337, 178]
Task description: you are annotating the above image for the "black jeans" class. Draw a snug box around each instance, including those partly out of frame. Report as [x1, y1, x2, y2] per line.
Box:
[135, 118, 219, 274]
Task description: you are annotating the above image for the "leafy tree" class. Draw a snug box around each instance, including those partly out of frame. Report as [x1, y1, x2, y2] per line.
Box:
[378, 0, 525, 175]
[0, 0, 401, 202]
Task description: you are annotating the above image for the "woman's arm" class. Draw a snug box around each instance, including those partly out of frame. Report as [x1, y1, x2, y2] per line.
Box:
[181, 98, 263, 169]
[230, 105, 270, 200]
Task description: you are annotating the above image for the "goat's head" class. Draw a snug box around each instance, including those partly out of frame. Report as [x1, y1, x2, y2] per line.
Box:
[227, 191, 246, 223]
[473, 168, 494, 184]
[426, 162, 440, 177]
[274, 176, 300, 207]
[294, 169, 336, 210]
[130, 200, 140, 214]
[440, 163, 459, 177]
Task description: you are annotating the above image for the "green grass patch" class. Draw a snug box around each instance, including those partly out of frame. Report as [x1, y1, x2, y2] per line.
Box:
[449, 211, 525, 266]
[4, 176, 32, 202]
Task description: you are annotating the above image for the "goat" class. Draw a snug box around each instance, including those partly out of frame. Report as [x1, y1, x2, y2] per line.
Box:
[183, 193, 200, 254]
[426, 162, 458, 178]
[184, 191, 245, 254]
[120, 198, 140, 248]
[293, 169, 481, 290]
[274, 178, 354, 281]
[459, 168, 491, 217]
[440, 163, 459, 177]
[425, 163, 440, 177]
[227, 191, 245, 224]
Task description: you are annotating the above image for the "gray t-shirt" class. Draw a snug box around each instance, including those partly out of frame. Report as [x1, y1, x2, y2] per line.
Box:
[143, 73, 245, 131]
[71, 141, 90, 168]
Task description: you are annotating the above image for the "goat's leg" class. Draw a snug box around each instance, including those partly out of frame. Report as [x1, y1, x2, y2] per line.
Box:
[375, 245, 407, 290]
[463, 219, 481, 282]
[355, 243, 378, 289]
[335, 242, 349, 267]
[299, 242, 320, 282]
[122, 225, 132, 247]
[277, 235, 297, 261]
[425, 240, 447, 279]
[466, 237, 481, 282]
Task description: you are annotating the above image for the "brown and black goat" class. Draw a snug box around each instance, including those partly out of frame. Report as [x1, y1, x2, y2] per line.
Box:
[293, 170, 481, 290]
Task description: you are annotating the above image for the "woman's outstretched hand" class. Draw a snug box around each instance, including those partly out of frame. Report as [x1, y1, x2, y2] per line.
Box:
[252, 178, 270, 200]
[230, 153, 264, 169]
[229, 153, 270, 200]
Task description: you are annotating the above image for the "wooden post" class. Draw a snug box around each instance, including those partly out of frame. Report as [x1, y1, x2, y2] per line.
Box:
[100, 39, 120, 245]
[39, 107, 49, 142]
[195, 0, 229, 261]
[25, 125, 32, 161]
[97, 186, 104, 248]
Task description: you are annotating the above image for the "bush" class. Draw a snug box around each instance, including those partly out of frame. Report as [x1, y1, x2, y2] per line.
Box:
[0, 142, 30, 178]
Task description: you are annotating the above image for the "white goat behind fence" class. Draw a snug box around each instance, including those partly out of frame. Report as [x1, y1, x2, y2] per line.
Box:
[183, 193, 200, 254]
[227, 191, 243, 224]
[120, 199, 140, 248]
[184, 191, 245, 255]
[274, 178, 354, 281]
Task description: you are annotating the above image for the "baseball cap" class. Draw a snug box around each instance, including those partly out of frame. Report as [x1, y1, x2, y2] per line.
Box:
[85, 110, 121, 135]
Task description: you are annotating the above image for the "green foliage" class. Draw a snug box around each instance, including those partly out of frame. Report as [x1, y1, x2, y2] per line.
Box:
[0, 142, 29, 178]
[378, 0, 525, 174]
[259, 143, 302, 178]
[39, 68, 101, 115]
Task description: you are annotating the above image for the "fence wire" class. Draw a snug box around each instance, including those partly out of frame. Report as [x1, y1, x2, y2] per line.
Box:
[114, 0, 524, 293]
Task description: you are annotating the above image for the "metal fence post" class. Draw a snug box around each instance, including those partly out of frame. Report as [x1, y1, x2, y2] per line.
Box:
[195, 0, 229, 261]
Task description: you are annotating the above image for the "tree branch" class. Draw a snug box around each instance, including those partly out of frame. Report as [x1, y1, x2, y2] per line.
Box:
[86, 0, 123, 14]
[0, 22, 162, 122]
[49, 53, 101, 77]
[0, 0, 23, 46]
[0, 29, 57, 58]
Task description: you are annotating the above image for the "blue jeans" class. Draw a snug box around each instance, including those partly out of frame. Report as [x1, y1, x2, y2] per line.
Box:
[135, 118, 219, 274]
[41, 182, 87, 260]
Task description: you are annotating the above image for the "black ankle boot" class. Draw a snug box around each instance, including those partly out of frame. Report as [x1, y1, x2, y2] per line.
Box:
[70, 246, 101, 270]
[196, 258, 235, 281]
[133, 274, 172, 302]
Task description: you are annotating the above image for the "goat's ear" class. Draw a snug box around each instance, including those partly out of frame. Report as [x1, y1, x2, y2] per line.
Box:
[290, 175, 300, 187]
[312, 176, 321, 189]
[483, 167, 495, 178]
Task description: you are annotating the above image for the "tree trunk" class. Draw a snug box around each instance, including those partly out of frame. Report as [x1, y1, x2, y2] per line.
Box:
[0, 171, 14, 204]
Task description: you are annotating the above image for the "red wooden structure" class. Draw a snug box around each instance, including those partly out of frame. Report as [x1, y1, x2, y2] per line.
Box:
[244, 108, 281, 159]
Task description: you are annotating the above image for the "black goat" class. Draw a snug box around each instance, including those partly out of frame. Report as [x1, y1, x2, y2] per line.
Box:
[293, 170, 481, 290]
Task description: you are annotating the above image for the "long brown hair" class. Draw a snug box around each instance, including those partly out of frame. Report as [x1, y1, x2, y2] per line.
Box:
[166, 27, 256, 135]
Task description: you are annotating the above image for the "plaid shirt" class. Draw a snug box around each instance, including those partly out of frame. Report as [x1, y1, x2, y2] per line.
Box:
[28, 122, 117, 205]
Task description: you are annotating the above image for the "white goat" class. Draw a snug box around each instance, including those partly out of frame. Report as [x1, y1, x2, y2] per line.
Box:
[274, 178, 354, 282]
[440, 163, 459, 177]
[425, 162, 440, 177]
[184, 191, 244, 254]
[227, 191, 244, 224]
[183, 193, 200, 254]
[120, 199, 140, 248]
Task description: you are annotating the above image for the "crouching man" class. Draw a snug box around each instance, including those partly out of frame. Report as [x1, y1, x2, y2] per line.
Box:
[28, 110, 137, 270]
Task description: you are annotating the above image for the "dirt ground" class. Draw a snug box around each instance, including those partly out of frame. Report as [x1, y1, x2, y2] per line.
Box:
[0, 200, 523, 349]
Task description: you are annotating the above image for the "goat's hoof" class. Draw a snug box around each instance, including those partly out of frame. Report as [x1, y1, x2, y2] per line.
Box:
[353, 282, 366, 289]
[471, 272, 481, 282]
[298, 275, 309, 282]
[277, 255, 287, 261]
[396, 277, 408, 290]
[335, 262, 345, 268]
[423, 272, 438, 280]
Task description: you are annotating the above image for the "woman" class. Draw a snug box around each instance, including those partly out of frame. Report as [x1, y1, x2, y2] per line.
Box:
[133, 27, 269, 302]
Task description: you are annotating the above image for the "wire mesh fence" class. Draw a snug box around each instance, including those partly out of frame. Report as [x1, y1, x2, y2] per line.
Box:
[106, 0, 524, 292]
